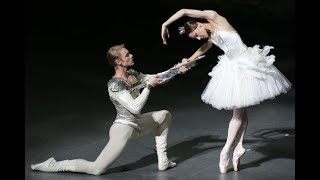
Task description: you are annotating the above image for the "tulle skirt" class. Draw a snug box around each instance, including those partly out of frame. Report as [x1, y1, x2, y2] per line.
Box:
[201, 45, 292, 110]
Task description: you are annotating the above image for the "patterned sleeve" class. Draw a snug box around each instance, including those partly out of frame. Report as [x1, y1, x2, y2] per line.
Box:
[108, 78, 151, 114]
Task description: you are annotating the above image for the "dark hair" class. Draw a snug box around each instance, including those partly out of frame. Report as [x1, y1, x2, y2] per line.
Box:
[106, 44, 125, 67]
[184, 19, 198, 35]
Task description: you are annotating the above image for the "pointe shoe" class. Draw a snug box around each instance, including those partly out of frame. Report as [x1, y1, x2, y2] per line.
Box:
[219, 149, 230, 174]
[219, 159, 229, 173]
[219, 165, 228, 173]
[232, 146, 246, 172]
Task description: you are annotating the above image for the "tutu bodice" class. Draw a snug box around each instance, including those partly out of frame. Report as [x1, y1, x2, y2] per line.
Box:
[209, 31, 247, 59]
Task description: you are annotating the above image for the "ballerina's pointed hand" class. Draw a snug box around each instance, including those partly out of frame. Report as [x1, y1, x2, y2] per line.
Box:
[161, 26, 170, 45]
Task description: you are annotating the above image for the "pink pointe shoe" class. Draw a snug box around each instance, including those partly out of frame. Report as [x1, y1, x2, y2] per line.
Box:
[219, 149, 230, 173]
[232, 145, 246, 172]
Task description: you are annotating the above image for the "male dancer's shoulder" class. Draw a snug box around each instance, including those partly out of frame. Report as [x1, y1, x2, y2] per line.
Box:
[107, 78, 128, 92]
[127, 69, 141, 77]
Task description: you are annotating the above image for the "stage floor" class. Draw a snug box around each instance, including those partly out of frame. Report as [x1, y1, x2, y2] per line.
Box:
[25, 81, 295, 180]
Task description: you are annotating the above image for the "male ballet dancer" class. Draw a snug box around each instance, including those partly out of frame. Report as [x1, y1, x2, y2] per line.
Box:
[31, 44, 188, 175]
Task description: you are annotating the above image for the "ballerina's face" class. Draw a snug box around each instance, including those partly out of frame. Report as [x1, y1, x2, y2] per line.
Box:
[188, 22, 209, 40]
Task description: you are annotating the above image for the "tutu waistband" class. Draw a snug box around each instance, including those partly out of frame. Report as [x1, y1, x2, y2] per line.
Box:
[211, 45, 277, 79]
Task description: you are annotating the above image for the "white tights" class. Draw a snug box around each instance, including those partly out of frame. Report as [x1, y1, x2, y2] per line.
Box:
[31, 110, 172, 175]
[219, 108, 248, 166]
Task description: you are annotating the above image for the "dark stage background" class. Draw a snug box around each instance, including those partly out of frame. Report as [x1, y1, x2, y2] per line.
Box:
[25, 0, 294, 124]
[25, 1, 295, 179]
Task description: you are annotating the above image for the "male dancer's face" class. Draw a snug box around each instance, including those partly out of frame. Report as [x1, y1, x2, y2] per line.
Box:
[118, 47, 134, 67]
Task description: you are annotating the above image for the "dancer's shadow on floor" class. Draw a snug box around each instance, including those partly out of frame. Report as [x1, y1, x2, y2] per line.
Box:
[240, 127, 295, 171]
[107, 128, 294, 174]
[107, 135, 223, 174]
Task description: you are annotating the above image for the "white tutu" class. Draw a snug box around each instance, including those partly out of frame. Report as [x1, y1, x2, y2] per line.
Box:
[201, 45, 292, 110]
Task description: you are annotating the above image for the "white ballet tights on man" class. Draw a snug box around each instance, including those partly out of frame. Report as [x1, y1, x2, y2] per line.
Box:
[31, 110, 176, 175]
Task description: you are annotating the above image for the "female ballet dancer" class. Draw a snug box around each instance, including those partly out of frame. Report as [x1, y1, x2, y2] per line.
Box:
[161, 9, 292, 173]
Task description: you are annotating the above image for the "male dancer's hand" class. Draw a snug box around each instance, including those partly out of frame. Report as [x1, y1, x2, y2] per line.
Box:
[178, 66, 189, 74]
[149, 75, 162, 87]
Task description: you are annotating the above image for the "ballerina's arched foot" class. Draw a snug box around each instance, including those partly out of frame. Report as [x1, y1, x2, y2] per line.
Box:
[232, 145, 246, 172]
[219, 159, 229, 173]
[219, 148, 230, 173]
